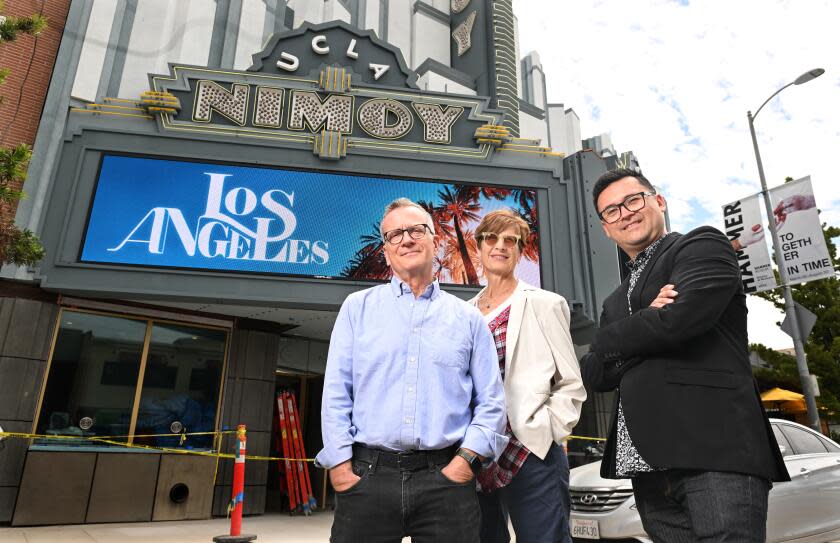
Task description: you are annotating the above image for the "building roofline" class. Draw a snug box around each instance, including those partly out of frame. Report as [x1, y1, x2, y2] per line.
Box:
[518, 98, 545, 119]
[413, 1, 450, 25]
[415, 58, 477, 90]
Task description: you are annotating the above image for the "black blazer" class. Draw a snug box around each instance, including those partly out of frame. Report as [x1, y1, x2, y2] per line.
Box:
[581, 227, 789, 482]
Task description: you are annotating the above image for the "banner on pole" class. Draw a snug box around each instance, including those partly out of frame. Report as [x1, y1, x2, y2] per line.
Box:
[769, 176, 834, 284]
[723, 194, 777, 293]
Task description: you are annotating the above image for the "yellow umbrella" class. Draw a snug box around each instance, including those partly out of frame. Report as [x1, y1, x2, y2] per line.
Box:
[761, 388, 806, 414]
[761, 387, 804, 403]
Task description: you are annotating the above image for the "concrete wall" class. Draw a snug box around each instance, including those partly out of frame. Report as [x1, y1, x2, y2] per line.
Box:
[235, 0, 270, 70]
[548, 105, 582, 157]
[416, 70, 475, 95]
[0, 294, 59, 523]
[212, 327, 282, 516]
[386, 0, 412, 71]
[67, 0, 453, 101]
[411, 4, 450, 69]
[518, 109, 549, 147]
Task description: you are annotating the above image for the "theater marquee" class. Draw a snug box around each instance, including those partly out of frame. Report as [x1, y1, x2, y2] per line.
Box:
[144, 21, 507, 161]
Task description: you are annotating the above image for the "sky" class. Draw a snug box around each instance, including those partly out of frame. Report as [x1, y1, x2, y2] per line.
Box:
[515, 0, 840, 349]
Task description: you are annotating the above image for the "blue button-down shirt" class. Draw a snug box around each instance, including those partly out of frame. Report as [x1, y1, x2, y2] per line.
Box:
[316, 277, 508, 468]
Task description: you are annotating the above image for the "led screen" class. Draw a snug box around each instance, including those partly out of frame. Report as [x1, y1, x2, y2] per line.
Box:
[81, 155, 541, 286]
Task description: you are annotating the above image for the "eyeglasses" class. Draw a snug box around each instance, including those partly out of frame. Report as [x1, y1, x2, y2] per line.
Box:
[598, 191, 656, 224]
[382, 224, 432, 245]
[478, 232, 521, 248]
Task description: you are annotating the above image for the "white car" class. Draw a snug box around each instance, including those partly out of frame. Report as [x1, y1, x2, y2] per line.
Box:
[569, 419, 840, 543]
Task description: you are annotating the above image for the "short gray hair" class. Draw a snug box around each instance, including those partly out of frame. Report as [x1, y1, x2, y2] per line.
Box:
[380, 198, 436, 238]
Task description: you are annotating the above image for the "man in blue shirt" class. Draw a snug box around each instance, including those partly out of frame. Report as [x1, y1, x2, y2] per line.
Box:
[317, 198, 507, 542]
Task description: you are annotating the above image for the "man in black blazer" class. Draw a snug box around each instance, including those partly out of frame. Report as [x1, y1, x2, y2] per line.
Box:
[581, 169, 789, 542]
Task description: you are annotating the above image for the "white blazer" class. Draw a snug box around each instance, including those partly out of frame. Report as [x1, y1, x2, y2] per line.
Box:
[469, 281, 586, 459]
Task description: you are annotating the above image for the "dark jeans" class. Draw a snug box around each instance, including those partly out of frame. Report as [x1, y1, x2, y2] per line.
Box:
[477, 442, 572, 543]
[632, 470, 771, 543]
[330, 452, 480, 542]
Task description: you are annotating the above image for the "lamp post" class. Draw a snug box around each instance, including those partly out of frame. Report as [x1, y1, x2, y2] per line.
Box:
[747, 68, 824, 433]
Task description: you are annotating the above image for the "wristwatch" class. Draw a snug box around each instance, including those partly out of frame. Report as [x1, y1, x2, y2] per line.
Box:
[455, 448, 483, 475]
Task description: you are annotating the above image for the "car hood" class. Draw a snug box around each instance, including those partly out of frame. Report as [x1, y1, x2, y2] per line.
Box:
[569, 460, 633, 490]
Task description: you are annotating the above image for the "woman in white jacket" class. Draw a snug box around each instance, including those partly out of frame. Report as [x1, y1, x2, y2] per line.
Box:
[470, 209, 586, 543]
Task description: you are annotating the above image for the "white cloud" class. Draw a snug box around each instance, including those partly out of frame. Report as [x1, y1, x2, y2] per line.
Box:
[514, 0, 838, 350]
[747, 296, 792, 349]
[515, 0, 839, 228]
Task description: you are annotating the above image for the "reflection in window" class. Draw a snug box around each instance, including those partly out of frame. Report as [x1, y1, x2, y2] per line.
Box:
[35, 311, 147, 445]
[133, 323, 226, 450]
[772, 425, 792, 457]
[781, 425, 829, 455]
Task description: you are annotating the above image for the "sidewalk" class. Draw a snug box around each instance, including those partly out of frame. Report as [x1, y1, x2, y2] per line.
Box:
[1, 512, 339, 543]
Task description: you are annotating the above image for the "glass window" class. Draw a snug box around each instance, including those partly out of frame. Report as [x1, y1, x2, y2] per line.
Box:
[772, 425, 793, 457]
[781, 425, 829, 455]
[823, 436, 840, 453]
[133, 323, 226, 450]
[36, 310, 227, 450]
[36, 311, 147, 445]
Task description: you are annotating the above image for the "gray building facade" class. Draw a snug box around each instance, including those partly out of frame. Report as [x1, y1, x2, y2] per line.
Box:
[0, 5, 628, 527]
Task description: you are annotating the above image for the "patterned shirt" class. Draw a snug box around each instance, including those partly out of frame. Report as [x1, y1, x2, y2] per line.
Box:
[615, 234, 670, 477]
[476, 305, 531, 493]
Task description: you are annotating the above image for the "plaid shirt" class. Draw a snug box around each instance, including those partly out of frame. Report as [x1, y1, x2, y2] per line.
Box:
[477, 305, 531, 493]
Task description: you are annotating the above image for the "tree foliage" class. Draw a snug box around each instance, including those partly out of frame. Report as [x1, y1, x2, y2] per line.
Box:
[0, 1, 47, 266]
[0, 1, 48, 44]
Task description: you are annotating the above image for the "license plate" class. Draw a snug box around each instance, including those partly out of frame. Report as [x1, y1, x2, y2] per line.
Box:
[571, 518, 600, 539]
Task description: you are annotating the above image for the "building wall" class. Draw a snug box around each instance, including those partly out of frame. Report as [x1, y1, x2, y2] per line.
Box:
[386, 0, 412, 70]
[70, 0, 119, 101]
[411, 4, 450, 69]
[235, 0, 271, 70]
[582, 132, 615, 156]
[0, 0, 641, 526]
[0, 0, 71, 222]
[68, 0, 462, 103]
[547, 105, 582, 157]
[212, 327, 282, 516]
[0, 292, 284, 522]
[519, 110, 548, 147]
[0, 291, 59, 523]
[521, 51, 546, 109]
[513, 14, 522, 100]
[0, 1, 70, 147]
[416, 70, 475, 95]
[565, 109, 583, 156]
[363, 0, 380, 33]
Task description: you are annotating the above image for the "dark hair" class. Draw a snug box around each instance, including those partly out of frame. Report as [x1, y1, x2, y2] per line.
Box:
[592, 168, 655, 211]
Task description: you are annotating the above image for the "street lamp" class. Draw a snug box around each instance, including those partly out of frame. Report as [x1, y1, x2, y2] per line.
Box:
[747, 68, 825, 433]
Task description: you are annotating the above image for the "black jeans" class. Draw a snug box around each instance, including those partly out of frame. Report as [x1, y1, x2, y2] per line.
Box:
[477, 443, 572, 543]
[632, 470, 771, 543]
[330, 451, 480, 542]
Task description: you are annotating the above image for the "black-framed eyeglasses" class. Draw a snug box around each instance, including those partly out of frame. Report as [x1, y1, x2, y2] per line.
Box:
[382, 224, 432, 245]
[598, 191, 656, 224]
[478, 232, 521, 248]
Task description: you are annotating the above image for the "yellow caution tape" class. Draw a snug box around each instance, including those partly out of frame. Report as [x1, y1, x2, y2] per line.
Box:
[0, 431, 316, 462]
[1, 431, 606, 461]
